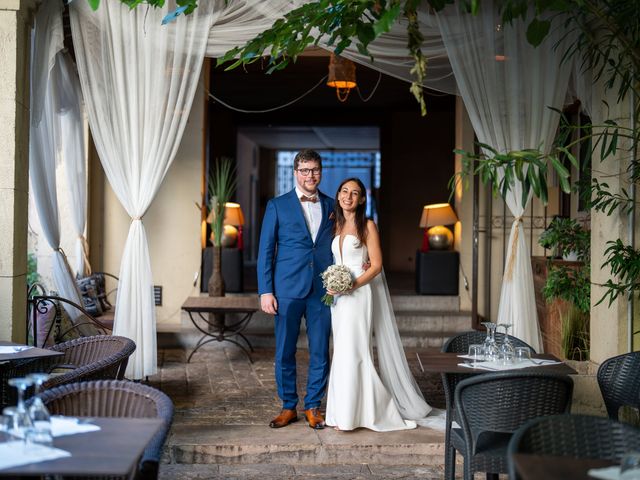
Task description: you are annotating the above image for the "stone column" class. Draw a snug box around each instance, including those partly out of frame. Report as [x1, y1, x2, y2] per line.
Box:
[589, 79, 634, 363]
[0, 0, 36, 342]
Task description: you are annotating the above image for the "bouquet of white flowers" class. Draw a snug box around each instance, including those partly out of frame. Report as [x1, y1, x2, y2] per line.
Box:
[320, 264, 354, 306]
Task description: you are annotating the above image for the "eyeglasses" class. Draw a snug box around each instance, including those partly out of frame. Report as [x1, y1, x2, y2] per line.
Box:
[296, 168, 321, 176]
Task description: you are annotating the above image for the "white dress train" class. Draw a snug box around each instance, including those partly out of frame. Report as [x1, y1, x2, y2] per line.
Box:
[325, 234, 435, 432]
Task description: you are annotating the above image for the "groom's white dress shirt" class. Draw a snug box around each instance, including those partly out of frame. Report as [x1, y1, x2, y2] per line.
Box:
[295, 187, 322, 243]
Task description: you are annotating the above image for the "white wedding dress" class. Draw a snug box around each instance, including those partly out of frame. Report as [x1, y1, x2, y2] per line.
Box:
[325, 234, 433, 432]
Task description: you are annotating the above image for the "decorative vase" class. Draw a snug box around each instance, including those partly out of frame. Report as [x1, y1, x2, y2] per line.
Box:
[208, 245, 225, 330]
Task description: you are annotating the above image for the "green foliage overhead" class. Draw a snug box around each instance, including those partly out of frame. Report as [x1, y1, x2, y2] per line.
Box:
[89, 0, 198, 15]
[450, 141, 575, 208]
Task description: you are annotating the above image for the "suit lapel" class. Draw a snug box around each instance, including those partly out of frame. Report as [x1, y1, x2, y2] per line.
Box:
[317, 192, 334, 241]
[288, 189, 313, 243]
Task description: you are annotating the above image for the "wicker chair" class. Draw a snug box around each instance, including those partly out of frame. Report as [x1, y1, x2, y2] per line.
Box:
[441, 330, 536, 480]
[452, 371, 573, 480]
[39, 380, 174, 480]
[507, 414, 640, 480]
[43, 335, 136, 389]
[597, 351, 640, 421]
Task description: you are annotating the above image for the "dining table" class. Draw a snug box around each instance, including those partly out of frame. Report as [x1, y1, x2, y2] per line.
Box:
[416, 351, 578, 375]
[181, 295, 260, 362]
[0, 341, 64, 410]
[0, 416, 163, 477]
[512, 453, 616, 480]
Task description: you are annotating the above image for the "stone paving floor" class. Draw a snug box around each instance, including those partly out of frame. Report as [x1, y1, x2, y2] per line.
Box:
[148, 341, 460, 479]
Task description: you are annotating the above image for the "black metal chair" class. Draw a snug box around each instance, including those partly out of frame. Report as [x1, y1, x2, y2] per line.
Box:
[39, 379, 174, 480]
[507, 414, 640, 480]
[441, 330, 536, 480]
[597, 351, 640, 421]
[452, 371, 573, 480]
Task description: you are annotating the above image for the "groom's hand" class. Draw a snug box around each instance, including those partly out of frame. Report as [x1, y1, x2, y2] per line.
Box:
[261, 293, 278, 315]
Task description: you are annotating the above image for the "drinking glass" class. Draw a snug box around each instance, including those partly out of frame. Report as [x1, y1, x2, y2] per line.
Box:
[27, 373, 52, 446]
[497, 324, 515, 364]
[514, 346, 531, 363]
[621, 452, 640, 479]
[6, 377, 34, 437]
[0, 411, 17, 441]
[468, 344, 484, 367]
[481, 322, 499, 361]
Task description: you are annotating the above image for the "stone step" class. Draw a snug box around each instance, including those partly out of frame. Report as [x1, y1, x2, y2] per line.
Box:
[159, 463, 449, 479]
[161, 310, 472, 351]
[390, 295, 459, 312]
[165, 423, 446, 466]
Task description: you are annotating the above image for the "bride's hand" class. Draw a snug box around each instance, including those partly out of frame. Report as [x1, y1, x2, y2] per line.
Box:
[327, 288, 338, 296]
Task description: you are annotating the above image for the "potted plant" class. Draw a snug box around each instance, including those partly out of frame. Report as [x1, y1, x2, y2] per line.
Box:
[539, 216, 590, 261]
[207, 158, 236, 328]
[538, 218, 591, 360]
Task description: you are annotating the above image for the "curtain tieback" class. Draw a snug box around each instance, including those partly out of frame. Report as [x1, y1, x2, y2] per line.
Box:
[132, 216, 143, 221]
[505, 216, 524, 281]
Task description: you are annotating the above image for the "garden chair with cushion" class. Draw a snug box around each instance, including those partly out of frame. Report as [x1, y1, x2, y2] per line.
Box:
[441, 330, 536, 480]
[39, 379, 174, 480]
[507, 414, 640, 480]
[452, 371, 573, 480]
[597, 351, 640, 421]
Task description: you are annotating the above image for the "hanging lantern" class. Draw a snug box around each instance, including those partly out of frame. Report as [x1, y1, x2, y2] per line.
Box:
[327, 53, 357, 102]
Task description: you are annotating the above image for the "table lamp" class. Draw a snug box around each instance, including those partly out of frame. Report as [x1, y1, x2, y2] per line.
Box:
[223, 202, 245, 250]
[419, 203, 458, 252]
[207, 202, 245, 248]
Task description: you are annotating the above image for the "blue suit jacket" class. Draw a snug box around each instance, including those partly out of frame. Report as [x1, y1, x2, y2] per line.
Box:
[257, 189, 335, 299]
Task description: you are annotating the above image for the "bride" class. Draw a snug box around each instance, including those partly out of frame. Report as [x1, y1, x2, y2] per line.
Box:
[325, 178, 433, 432]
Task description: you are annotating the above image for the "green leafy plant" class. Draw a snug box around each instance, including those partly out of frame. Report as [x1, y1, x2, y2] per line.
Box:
[538, 217, 590, 261]
[27, 252, 40, 285]
[208, 158, 237, 248]
[88, 0, 198, 14]
[449, 142, 575, 207]
[539, 217, 591, 360]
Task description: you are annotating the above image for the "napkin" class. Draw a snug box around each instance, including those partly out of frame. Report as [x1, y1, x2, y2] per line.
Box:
[588, 466, 621, 479]
[0, 346, 33, 354]
[458, 358, 562, 371]
[0, 441, 71, 471]
[51, 416, 101, 437]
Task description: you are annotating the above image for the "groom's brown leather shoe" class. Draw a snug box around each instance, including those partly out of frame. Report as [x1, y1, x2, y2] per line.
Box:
[304, 408, 325, 429]
[269, 409, 298, 428]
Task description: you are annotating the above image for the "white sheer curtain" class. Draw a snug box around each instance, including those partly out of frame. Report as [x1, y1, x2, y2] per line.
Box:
[56, 52, 91, 278]
[70, 0, 215, 379]
[437, 2, 574, 351]
[205, 1, 457, 95]
[30, 0, 88, 330]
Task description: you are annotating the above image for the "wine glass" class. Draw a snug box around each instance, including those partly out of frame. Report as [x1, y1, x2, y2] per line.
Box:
[497, 324, 515, 364]
[27, 373, 52, 446]
[7, 377, 34, 437]
[481, 322, 499, 361]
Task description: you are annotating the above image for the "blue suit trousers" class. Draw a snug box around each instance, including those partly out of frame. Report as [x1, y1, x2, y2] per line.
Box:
[275, 283, 331, 410]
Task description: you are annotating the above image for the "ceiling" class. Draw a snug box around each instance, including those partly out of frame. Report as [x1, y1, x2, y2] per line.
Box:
[210, 55, 454, 152]
[237, 125, 380, 150]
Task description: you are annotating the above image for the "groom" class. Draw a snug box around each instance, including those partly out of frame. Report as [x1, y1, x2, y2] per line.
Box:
[258, 149, 334, 430]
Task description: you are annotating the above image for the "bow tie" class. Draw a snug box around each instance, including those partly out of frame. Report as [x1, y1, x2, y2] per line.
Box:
[300, 195, 318, 203]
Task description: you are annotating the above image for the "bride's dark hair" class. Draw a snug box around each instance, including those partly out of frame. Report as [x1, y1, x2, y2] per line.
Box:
[334, 177, 368, 245]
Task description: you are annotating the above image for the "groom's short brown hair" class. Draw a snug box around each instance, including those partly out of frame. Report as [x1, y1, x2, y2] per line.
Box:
[294, 149, 322, 170]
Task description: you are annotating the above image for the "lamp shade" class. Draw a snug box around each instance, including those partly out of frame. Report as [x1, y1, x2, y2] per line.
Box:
[327, 53, 356, 102]
[223, 202, 244, 226]
[419, 203, 458, 228]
